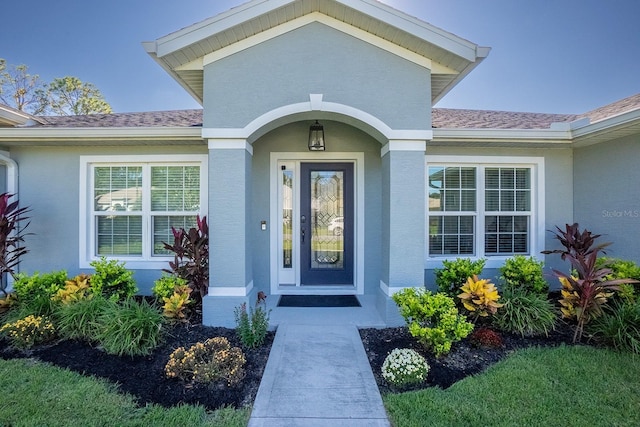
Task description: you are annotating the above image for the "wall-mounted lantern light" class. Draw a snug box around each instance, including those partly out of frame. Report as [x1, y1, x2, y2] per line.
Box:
[308, 120, 325, 151]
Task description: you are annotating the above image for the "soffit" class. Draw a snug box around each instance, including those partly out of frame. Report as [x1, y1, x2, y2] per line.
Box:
[144, 0, 488, 105]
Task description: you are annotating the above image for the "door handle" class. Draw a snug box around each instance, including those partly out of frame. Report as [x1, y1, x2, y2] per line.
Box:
[301, 228, 305, 244]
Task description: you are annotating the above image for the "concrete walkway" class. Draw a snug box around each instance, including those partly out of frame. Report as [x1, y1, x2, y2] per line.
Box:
[248, 323, 390, 426]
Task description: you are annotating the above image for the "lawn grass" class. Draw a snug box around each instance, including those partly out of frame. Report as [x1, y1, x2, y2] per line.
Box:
[384, 345, 640, 427]
[0, 358, 249, 427]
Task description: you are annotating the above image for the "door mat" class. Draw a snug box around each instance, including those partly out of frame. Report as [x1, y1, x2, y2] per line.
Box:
[277, 294, 361, 307]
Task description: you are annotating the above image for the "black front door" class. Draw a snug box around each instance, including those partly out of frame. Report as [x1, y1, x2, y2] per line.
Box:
[300, 163, 354, 285]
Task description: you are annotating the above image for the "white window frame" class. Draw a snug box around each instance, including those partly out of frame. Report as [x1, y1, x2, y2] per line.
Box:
[425, 155, 545, 270]
[80, 155, 208, 269]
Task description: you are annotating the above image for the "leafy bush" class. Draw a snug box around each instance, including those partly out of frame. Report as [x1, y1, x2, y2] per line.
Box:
[0, 193, 31, 296]
[162, 286, 193, 322]
[469, 327, 503, 348]
[163, 215, 209, 300]
[89, 257, 137, 302]
[544, 223, 639, 342]
[51, 274, 93, 305]
[493, 289, 556, 337]
[393, 288, 474, 357]
[435, 258, 486, 297]
[458, 275, 503, 321]
[165, 337, 246, 386]
[589, 299, 640, 354]
[597, 258, 640, 304]
[152, 274, 188, 300]
[13, 270, 68, 315]
[95, 298, 164, 356]
[0, 314, 55, 349]
[234, 302, 270, 349]
[500, 255, 549, 295]
[55, 295, 110, 342]
[381, 348, 430, 389]
[542, 222, 610, 262]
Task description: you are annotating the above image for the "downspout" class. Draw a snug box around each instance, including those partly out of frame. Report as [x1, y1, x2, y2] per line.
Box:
[0, 152, 19, 292]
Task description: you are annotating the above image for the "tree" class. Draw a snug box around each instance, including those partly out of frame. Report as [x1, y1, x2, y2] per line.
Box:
[0, 58, 112, 116]
[0, 60, 44, 113]
[35, 76, 112, 116]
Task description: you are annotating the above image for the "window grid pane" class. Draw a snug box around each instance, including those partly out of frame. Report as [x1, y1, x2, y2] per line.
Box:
[429, 215, 475, 255]
[152, 215, 197, 255]
[485, 215, 529, 255]
[429, 166, 477, 213]
[94, 166, 143, 212]
[151, 166, 200, 212]
[97, 216, 142, 256]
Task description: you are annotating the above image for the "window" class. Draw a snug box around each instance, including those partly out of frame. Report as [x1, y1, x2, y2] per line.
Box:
[81, 155, 207, 269]
[427, 157, 543, 265]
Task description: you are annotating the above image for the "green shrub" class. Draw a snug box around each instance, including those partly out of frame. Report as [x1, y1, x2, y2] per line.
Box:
[234, 302, 270, 349]
[493, 289, 556, 337]
[90, 257, 137, 302]
[55, 296, 110, 342]
[500, 255, 549, 294]
[165, 337, 246, 386]
[435, 258, 486, 297]
[597, 258, 640, 303]
[0, 314, 55, 349]
[152, 274, 188, 299]
[589, 300, 640, 354]
[393, 288, 474, 357]
[95, 298, 164, 356]
[13, 270, 68, 316]
[381, 348, 430, 389]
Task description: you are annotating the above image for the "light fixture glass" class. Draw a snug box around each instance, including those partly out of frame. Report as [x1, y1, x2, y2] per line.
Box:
[308, 120, 325, 151]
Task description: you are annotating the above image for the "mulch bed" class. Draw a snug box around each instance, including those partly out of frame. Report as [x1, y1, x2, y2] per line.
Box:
[0, 322, 274, 411]
[360, 320, 576, 394]
[0, 316, 580, 410]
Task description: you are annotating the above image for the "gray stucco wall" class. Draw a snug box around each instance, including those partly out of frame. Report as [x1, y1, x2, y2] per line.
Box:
[574, 134, 640, 264]
[250, 120, 382, 295]
[9, 144, 207, 294]
[424, 145, 574, 290]
[203, 22, 431, 130]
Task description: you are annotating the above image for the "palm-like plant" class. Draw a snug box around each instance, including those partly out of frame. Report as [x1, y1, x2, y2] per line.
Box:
[0, 193, 31, 296]
[546, 223, 639, 342]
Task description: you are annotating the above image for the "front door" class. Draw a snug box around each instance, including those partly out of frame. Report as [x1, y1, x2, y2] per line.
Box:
[300, 163, 354, 285]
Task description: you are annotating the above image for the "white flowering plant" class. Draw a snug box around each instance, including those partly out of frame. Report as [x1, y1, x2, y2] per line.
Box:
[381, 348, 430, 389]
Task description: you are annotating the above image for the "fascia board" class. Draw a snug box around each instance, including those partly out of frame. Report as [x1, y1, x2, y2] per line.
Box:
[154, 0, 293, 58]
[571, 109, 640, 146]
[0, 127, 203, 143]
[433, 128, 572, 145]
[153, 0, 481, 63]
[141, 48, 204, 104]
[337, 0, 480, 62]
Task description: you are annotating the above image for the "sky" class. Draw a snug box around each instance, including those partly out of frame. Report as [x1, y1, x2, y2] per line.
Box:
[1, 0, 639, 115]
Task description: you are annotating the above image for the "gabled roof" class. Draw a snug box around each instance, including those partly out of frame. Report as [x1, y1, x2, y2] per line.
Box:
[143, 0, 489, 105]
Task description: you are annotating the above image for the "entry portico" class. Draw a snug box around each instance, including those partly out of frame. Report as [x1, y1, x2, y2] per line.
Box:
[144, 0, 489, 326]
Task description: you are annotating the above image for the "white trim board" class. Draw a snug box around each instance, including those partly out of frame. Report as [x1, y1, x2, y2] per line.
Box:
[269, 152, 365, 296]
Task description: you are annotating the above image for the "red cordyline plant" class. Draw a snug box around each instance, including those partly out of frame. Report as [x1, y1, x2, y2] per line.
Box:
[163, 215, 209, 301]
[0, 193, 31, 296]
[544, 223, 639, 343]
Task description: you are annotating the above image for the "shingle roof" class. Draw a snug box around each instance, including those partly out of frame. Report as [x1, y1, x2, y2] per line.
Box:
[37, 109, 203, 128]
[28, 93, 640, 131]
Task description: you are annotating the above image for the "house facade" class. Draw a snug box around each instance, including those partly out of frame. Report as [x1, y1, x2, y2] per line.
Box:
[1, 0, 639, 327]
